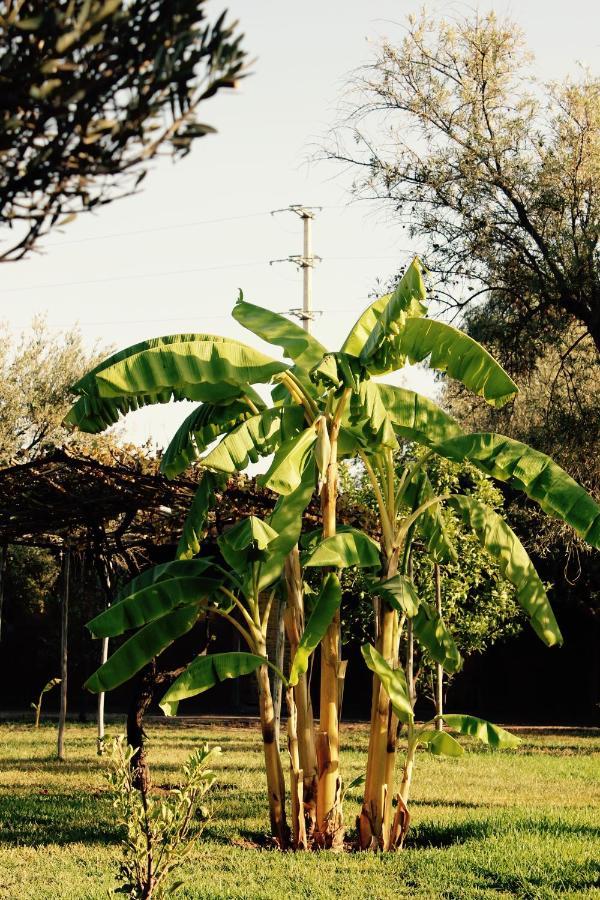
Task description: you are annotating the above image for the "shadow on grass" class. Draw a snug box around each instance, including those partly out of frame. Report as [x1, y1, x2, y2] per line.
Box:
[407, 814, 600, 850]
[474, 860, 600, 896]
[0, 793, 119, 847]
[408, 819, 493, 848]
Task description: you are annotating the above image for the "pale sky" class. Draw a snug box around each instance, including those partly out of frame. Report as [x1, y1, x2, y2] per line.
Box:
[3, 0, 599, 448]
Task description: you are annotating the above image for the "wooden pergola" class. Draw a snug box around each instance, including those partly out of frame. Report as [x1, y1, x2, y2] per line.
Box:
[0, 447, 201, 757]
[0, 448, 377, 758]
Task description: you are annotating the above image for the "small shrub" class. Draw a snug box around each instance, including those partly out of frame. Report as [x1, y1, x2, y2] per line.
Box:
[107, 736, 220, 899]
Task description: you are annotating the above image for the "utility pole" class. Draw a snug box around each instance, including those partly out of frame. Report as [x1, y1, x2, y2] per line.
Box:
[269, 204, 321, 745]
[270, 204, 322, 333]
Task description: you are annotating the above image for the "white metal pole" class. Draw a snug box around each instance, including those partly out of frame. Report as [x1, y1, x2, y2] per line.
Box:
[57, 548, 70, 760]
[97, 637, 109, 754]
[434, 563, 444, 731]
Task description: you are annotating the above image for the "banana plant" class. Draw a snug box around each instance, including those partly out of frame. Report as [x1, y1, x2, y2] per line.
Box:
[83, 464, 315, 848]
[361, 644, 521, 848]
[66, 256, 600, 853]
[338, 387, 599, 847]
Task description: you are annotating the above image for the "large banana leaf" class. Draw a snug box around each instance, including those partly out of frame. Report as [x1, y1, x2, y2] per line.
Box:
[160, 395, 264, 479]
[88, 574, 220, 638]
[202, 405, 305, 473]
[373, 383, 463, 447]
[221, 516, 279, 552]
[176, 473, 218, 561]
[160, 651, 271, 716]
[436, 434, 600, 549]
[443, 714, 521, 749]
[447, 496, 562, 647]
[259, 425, 318, 495]
[85, 604, 202, 693]
[93, 338, 288, 400]
[113, 559, 214, 604]
[303, 528, 381, 569]
[66, 335, 267, 433]
[362, 318, 518, 407]
[232, 297, 328, 371]
[400, 469, 457, 564]
[288, 573, 342, 686]
[341, 258, 427, 358]
[257, 462, 316, 591]
[361, 644, 413, 724]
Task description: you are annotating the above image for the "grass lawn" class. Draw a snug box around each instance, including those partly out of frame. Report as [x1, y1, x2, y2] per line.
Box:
[0, 721, 598, 899]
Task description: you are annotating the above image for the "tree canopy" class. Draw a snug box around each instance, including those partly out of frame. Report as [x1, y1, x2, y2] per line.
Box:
[0, 0, 247, 260]
[0, 318, 109, 463]
[327, 10, 600, 358]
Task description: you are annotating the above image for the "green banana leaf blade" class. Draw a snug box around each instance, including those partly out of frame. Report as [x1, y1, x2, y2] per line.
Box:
[160, 399, 260, 479]
[232, 297, 328, 371]
[448, 495, 563, 647]
[256, 463, 316, 592]
[373, 383, 464, 448]
[85, 604, 202, 693]
[160, 651, 270, 717]
[259, 425, 318, 495]
[419, 730, 464, 757]
[443, 714, 521, 749]
[66, 334, 274, 433]
[436, 434, 600, 549]
[88, 573, 220, 638]
[343, 257, 427, 359]
[361, 644, 413, 724]
[303, 528, 381, 569]
[202, 406, 305, 474]
[176, 474, 218, 561]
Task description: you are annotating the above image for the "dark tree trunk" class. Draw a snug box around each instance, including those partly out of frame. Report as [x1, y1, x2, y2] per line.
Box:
[126, 662, 188, 792]
[127, 661, 157, 793]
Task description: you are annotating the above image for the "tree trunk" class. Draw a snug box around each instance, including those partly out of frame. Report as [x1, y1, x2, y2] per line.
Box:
[126, 662, 188, 793]
[284, 548, 317, 840]
[315, 411, 345, 849]
[359, 555, 400, 850]
[127, 661, 157, 793]
[57, 548, 70, 761]
[256, 662, 289, 848]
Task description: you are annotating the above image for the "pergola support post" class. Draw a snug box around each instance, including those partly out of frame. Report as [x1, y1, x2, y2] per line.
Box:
[0, 544, 7, 644]
[57, 547, 71, 761]
[434, 563, 444, 731]
[97, 636, 109, 754]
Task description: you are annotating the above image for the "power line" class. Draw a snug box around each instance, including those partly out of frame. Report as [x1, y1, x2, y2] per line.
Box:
[0, 259, 269, 293]
[44, 210, 274, 247]
[1, 253, 412, 294]
[43, 203, 349, 247]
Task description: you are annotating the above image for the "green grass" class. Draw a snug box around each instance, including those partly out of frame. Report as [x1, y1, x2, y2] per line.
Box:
[0, 721, 599, 899]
